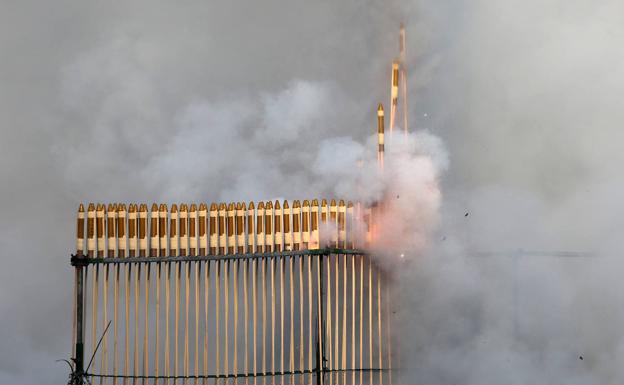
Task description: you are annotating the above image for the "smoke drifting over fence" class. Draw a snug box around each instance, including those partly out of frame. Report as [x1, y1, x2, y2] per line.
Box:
[2, 1, 624, 385]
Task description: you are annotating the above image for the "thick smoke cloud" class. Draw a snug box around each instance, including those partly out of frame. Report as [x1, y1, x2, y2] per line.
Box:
[1, 1, 623, 384]
[394, 1, 624, 384]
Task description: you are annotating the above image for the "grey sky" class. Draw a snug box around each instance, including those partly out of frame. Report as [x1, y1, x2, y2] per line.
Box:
[1, 1, 623, 384]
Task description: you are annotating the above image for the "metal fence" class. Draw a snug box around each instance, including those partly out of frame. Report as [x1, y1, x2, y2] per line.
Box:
[70, 201, 393, 385]
[71, 249, 393, 385]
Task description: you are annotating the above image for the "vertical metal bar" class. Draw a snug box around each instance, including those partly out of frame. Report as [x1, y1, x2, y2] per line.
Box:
[117, 204, 127, 385]
[138, 204, 148, 385]
[341, 255, 347, 385]
[108, 204, 117, 385]
[74, 262, 85, 384]
[234, 257, 240, 385]
[307, 254, 313, 385]
[125, 263, 131, 385]
[184, 261, 191, 384]
[215, 260, 221, 385]
[256, 202, 265, 385]
[198, 204, 207, 385]
[317, 201, 331, 385]
[247, 202, 257, 385]
[127, 204, 137, 385]
[297, 254, 304, 385]
[243, 255, 249, 385]
[346, 202, 356, 385]
[224, 203, 234, 384]
[167, 205, 178, 385]
[174, 203, 190, 384]
[325, 255, 333, 385]
[93, 204, 104, 380]
[195, 260, 201, 385]
[325, 201, 338, 385]
[144, 262, 151, 385]
[275, 201, 285, 385]
[154, 204, 166, 385]
[155, 263, 161, 385]
[334, 254, 339, 385]
[101, 204, 110, 385]
[224, 258, 231, 381]
[85, 203, 94, 383]
[189, 204, 198, 385]
[280, 256, 286, 382]
[232, 250, 238, 384]
[377, 269, 382, 385]
[190, 204, 199, 385]
[298, 201, 310, 385]
[203, 260, 210, 385]
[134, 263, 141, 385]
[315, 254, 324, 385]
[351, 256, 355, 385]
[265, 201, 275, 385]
[215, 203, 228, 382]
[333, 259, 338, 385]
[338, 202, 348, 385]
[308, 200, 318, 385]
[209, 203, 217, 384]
[297, 255, 306, 385]
[270, 255, 276, 385]
[165, 259, 171, 385]
[74, 204, 84, 363]
[368, 257, 372, 385]
[237, 202, 247, 385]
[174, 261, 181, 385]
[289, 202, 303, 385]
[149, 204, 159, 385]
[358, 255, 362, 385]
[262, 255, 267, 385]
[113, 264, 120, 385]
[247, 202, 258, 385]
[103, 264, 109, 385]
[252, 256, 258, 385]
[279, 253, 285, 381]
[289, 255, 295, 385]
[385, 279, 392, 385]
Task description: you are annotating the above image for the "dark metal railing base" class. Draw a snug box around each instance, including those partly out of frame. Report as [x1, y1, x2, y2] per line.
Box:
[71, 248, 367, 266]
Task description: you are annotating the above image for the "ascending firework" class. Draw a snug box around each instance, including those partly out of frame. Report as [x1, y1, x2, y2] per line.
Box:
[389, 23, 408, 135]
[378, 103, 385, 169]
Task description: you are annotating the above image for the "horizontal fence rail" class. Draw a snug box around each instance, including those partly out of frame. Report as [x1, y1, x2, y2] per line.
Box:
[71, 249, 394, 385]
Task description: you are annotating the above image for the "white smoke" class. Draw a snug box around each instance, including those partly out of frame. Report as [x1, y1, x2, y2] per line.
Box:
[310, 130, 449, 257]
[2, 2, 624, 384]
[371, 131, 447, 261]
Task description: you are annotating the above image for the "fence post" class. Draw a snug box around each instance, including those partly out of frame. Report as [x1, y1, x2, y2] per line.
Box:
[73, 259, 85, 384]
[316, 251, 326, 385]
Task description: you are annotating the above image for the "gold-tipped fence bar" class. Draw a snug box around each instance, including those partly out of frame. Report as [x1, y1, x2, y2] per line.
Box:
[71, 200, 394, 385]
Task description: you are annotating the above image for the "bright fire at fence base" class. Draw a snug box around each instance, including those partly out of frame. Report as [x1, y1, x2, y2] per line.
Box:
[70, 248, 395, 385]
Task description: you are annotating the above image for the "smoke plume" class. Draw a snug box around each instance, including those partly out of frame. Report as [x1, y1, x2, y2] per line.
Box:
[1, 1, 623, 384]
